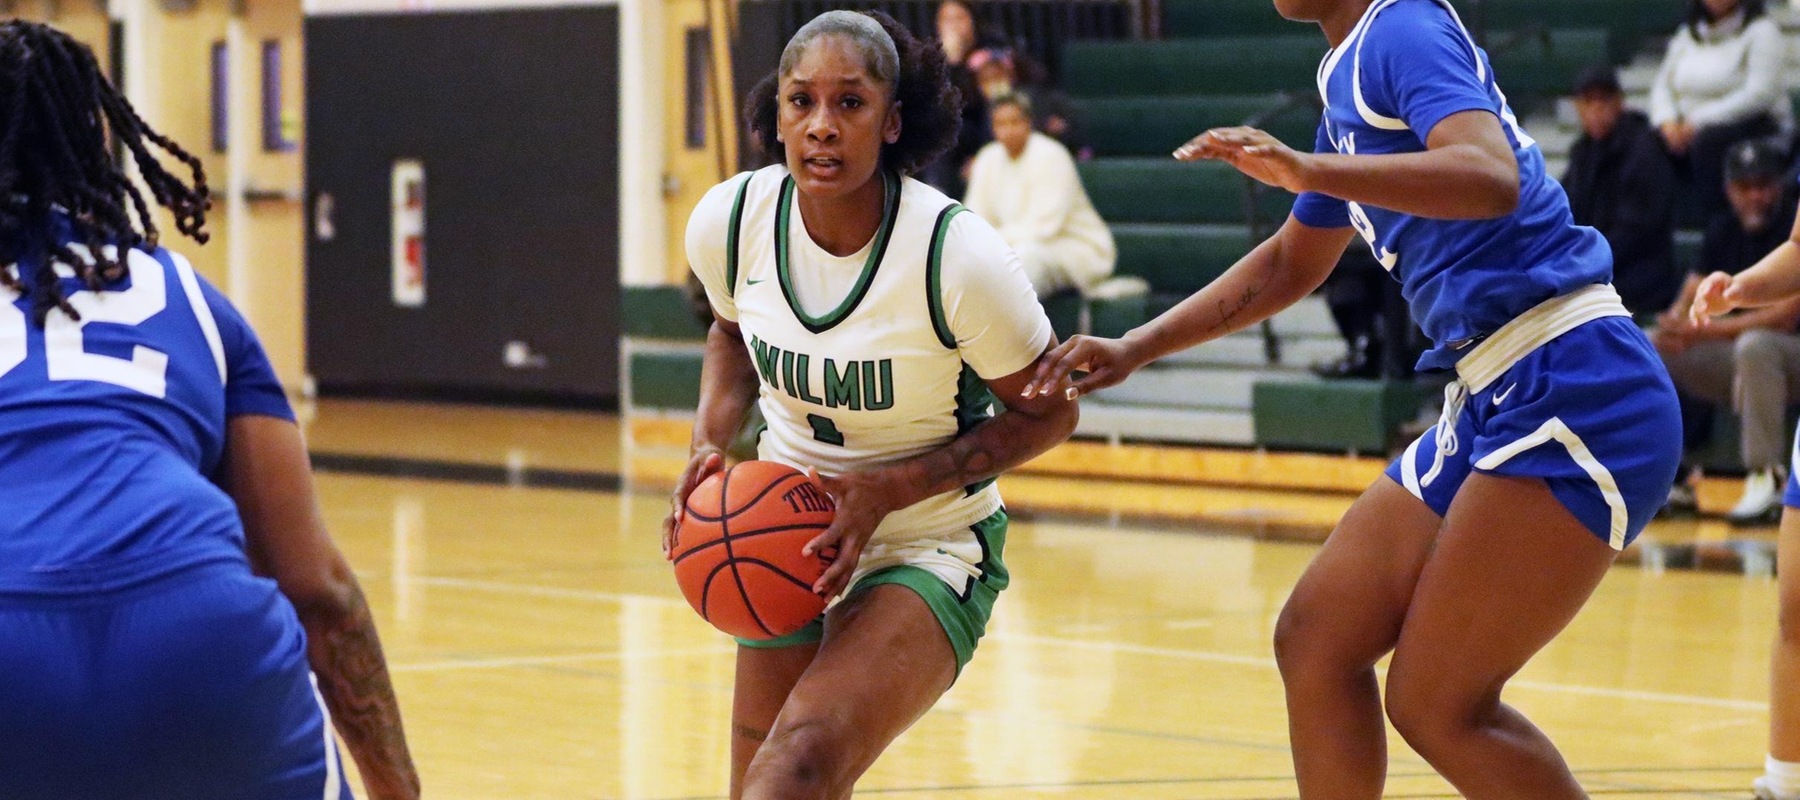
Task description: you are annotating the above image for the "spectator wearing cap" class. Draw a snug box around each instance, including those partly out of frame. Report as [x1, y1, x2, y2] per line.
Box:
[1651, 0, 1790, 220]
[1563, 66, 1682, 317]
[1655, 138, 1800, 523]
[964, 93, 1115, 297]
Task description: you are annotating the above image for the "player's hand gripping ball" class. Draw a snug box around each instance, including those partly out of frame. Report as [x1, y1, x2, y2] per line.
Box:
[670, 461, 838, 639]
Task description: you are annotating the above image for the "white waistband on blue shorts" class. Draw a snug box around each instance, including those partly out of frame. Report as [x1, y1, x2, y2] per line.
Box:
[1420, 284, 1631, 488]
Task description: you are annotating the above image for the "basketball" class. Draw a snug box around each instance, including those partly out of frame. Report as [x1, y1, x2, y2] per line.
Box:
[671, 460, 837, 640]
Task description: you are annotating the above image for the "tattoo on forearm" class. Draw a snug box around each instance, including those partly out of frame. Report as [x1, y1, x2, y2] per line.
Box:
[309, 584, 420, 798]
[1205, 271, 1269, 335]
[734, 724, 770, 743]
[917, 410, 1039, 495]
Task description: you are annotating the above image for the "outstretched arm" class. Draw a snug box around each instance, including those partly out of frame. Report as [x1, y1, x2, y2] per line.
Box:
[224, 416, 420, 800]
[1177, 110, 1521, 220]
[1025, 217, 1354, 398]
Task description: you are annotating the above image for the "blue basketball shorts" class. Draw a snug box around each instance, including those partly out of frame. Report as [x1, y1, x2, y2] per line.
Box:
[1385, 316, 1683, 549]
[0, 560, 353, 800]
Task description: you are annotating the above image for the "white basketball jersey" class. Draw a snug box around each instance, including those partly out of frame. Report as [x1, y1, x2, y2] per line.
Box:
[720, 165, 1016, 542]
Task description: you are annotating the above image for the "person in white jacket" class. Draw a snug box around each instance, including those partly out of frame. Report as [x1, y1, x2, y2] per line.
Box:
[1651, 0, 1790, 218]
[964, 94, 1116, 297]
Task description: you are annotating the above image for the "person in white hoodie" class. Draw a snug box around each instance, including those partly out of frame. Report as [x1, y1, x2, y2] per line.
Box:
[964, 94, 1116, 297]
[1652, 0, 1790, 218]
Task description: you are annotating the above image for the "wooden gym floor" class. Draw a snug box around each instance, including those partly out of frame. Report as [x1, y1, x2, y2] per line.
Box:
[301, 398, 1779, 799]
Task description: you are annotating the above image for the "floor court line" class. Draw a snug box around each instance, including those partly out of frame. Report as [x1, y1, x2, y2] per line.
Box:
[405, 577, 1771, 712]
[994, 633, 1770, 712]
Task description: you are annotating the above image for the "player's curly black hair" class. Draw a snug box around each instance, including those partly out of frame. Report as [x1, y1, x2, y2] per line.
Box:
[745, 10, 963, 177]
[0, 20, 210, 326]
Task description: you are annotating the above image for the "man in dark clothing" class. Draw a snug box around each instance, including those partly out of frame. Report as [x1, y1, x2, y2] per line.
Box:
[1654, 137, 1800, 524]
[1562, 66, 1682, 316]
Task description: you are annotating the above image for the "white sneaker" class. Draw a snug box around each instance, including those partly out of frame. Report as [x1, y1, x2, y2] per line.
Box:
[1728, 467, 1787, 526]
[1756, 775, 1800, 800]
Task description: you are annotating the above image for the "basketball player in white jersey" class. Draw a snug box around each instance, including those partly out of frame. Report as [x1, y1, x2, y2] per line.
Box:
[662, 10, 1078, 799]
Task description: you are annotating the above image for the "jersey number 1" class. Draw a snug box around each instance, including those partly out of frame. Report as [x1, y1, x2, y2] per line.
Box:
[806, 413, 845, 446]
[0, 249, 172, 397]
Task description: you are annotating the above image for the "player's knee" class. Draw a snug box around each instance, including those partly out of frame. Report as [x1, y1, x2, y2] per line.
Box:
[1383, 669, 1494, 755]
[744, 716, 849, 799]
[1272, 594, 1334, 676]
[1778, 583, 1800, 648]
[1735, 328, 1782, 361]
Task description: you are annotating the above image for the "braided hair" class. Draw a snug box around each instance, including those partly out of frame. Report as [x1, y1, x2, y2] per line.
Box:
[0, 20, 210, 325]
[745, 10, 962, 176]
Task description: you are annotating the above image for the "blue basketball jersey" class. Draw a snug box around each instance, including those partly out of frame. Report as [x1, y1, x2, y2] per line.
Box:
[0, 219, 293, 596]
[1290, 0, 1613, 371]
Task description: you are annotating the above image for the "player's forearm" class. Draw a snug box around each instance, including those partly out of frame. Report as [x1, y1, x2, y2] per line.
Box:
[692, 323, 760, 454]
[1127, 231, 1327, 362]
[878, 399, 1077, 509]
[1298, 146, 1519, 220]
[296, 580, 420, 800]
[1727, 242, 1800, 308]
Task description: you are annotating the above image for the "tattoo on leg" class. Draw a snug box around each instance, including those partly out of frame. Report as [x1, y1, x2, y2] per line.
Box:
[734, 723, 770, 743]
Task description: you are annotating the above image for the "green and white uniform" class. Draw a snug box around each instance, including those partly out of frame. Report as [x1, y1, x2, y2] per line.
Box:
[686, 165, 1052, 669]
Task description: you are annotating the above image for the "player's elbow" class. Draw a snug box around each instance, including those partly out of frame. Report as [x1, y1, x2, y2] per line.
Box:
[1472, 154, 1520, 218]
[281, 556, 364, 627]
[1044, 395, 1081, 442]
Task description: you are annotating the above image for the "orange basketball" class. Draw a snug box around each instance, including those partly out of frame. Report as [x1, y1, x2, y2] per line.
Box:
[671, 460, 837, 640]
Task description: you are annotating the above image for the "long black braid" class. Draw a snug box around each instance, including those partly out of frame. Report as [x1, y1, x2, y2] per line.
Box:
[0, 20, 210, 326]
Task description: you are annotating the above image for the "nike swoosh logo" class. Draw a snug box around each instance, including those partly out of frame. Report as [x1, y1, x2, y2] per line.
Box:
[1492, 384, 1517, 406]
[746, 278, 766, 285]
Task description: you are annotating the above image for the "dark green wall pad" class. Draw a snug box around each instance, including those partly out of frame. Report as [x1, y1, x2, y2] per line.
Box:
[1253, 377, 1423, 454]
[622, 286, 711, 341]
[629, 351, 704, 410]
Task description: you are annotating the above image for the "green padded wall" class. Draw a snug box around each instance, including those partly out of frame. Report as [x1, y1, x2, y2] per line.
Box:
[1253, 377, 1423, 453]
[629, 351, 704, 410]
[621, 286, 710, 341]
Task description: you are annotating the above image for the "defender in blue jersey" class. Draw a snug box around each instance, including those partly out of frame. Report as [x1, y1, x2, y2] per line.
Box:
[0, 22, 418, 800]
[1691, 176, 1800, 800]
[1024, 0, 1681, 796]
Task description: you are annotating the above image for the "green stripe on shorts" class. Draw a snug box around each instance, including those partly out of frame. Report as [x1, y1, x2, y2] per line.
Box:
[734, 509, 1009, 677]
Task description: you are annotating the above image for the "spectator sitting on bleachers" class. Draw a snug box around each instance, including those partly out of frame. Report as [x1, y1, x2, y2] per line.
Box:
[1654, 139, 1800, 523]
[964, 93, 1115, 297]
[967, 47, 1088, 159]
[921, 0, 995, 199]
[1651, 0, 1790, 221]
[1563, 65, 1682, 317]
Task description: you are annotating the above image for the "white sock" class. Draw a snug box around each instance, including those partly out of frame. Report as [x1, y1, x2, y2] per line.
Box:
[1761, 755, 1800, 800]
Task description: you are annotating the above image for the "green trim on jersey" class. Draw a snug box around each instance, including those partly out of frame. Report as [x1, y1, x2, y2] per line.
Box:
[724, 174, 752, 298]
[925, 204, 969, 350]
[733, 509, 1010, 677]
[954, 364, 999, 497]
[774, 171, 901, 333]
